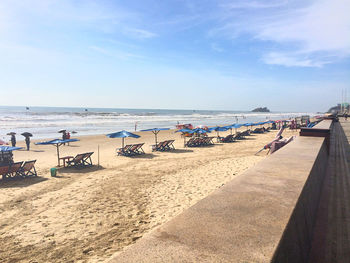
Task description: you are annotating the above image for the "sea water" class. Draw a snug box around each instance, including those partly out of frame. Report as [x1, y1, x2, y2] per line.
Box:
[0, 106, 316, 140]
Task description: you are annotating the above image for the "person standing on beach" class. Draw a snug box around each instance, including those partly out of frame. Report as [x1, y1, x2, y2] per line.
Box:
[25, 136, 30, 151]
[10, 134, 16, 147]
[62, 131, 67, 145]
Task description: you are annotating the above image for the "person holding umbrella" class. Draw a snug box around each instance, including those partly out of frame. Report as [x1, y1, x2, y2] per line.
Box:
[11, 134, 16, 147]
[21, 132, 33, 151]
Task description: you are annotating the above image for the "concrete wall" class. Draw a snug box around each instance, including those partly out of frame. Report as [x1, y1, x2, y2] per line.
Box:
[271, 140, 328, 262]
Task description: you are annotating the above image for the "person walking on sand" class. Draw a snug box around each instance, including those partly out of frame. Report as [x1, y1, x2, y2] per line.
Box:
[25, 136, 30, 151]
[10, 134, 16, 147]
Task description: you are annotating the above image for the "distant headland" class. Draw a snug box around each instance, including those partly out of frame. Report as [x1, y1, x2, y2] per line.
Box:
[251, 107, 270, 112]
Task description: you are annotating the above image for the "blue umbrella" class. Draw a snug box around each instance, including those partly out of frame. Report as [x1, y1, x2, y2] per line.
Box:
[140, 128, 170, 145]
[106, 130, 140, 148]
[0, 146, 23, 152]
[36, 139, 79, 166]
[0, 146, 23, 166]
[175, 128, 193, 146]
[191, 128, 210, 134]
[211, 126, 229, 137]
[229, 124, 243, 134]
[175, 128, 193, 133]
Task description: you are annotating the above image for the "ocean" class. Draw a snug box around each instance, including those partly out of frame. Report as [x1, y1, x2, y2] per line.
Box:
[0, 106, 316, 140]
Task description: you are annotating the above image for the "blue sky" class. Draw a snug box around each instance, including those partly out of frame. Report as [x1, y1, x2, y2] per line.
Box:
[0, 0, 349, 112]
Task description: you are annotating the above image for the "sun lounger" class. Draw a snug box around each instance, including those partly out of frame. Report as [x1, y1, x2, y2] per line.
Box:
[66, 152, 93, 168]
[132, 143, 145, 155]
[19, 160, 37, 177]
[186, 137, 214, 147]
[117, 145, 132, 156]
[164, 140, 175, 150]
[152, 140, 175, 151]
[252, 128, 265, 134]
[0, 165, 10, 180]
[8, 161, 24, 178]
[118, 144, 145, 156]
[152, 141, 166, 151]
[219, 134, 234, 143]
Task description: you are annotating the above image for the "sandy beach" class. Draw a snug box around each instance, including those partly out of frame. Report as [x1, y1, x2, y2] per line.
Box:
[0, 127, 297, 263]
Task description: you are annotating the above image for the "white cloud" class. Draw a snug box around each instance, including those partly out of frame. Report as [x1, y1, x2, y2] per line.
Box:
[262, 52, 330, 67]
[123, 28, 157, 39]
[216, 0, 350, 67]
[223, 0, 288, 9]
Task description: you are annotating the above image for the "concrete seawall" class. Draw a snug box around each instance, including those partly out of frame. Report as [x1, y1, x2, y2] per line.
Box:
[110, 119, 349, 262]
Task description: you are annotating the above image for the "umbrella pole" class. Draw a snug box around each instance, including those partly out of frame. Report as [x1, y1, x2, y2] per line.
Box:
[154, 131, 158, 145]
[98, 145, 100, 167]
[56, 144, 60, 166]
[122, 138, 125, 148]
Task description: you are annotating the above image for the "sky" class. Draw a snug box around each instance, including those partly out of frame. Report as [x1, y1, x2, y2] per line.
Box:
[0, 0, 349, 112]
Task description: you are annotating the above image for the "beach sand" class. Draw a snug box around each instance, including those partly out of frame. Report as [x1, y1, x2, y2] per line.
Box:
[0, 127, 297, 263]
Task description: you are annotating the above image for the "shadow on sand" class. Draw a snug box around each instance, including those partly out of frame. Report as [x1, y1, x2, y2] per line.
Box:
[165, 149, 194, 153]
[57, 165, 105, 174]
[0, 176, 48, 188]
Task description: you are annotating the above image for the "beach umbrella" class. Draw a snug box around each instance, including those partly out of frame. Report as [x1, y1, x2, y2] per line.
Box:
[207, 126, 219, 132]
[175, 128, 193, 133]
[140, 128, 170, 145]
[0, 145, 23, 162]
[0, 146, 23, 152]
[222, 125, 235, 134]
[191, 128, 210, 134]
[231, 123, 243, 134]
[211, 126, 229, 137]
[58, 129, 66, 133]
[7, 132, 16, 136]
[106, 130, 140, 148]
[35, 139, 79, 166]
[175, 128, 193, 146]
[21, 132, 33, 137]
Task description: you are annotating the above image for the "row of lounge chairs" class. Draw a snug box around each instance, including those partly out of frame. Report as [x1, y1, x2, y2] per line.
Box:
[185, 137, 214, 147]
[152, 140, 175, 152]
[252, 127, 271, 134]
[117, 143, 145, 156]
[0, 160, 37, 180]
[218, 131, 251, 143]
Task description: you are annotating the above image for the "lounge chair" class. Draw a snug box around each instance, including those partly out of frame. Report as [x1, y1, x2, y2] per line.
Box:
[19, 160, 37, 177]
[252, 128, 264, 134]
[219, 134, 234, 143]
[66, 152, 93, 168]
[0, 165, 10, 180]
[152, 141, 165, 151]
[132, 143, 145, 155]
[185, 137, 196, 147]
[117, 145, 132, 156]
[9, 161, 24, 178]
[152, 140, 175, 151]
[164, 140, 175, 150]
